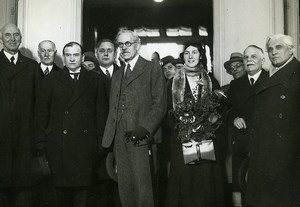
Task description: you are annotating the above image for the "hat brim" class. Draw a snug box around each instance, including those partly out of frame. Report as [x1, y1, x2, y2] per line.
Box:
[224, 57, 243, 70]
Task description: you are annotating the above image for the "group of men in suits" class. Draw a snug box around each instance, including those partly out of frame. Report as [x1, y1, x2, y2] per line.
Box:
[0, 23, 166, 207]
[1, 22, 299, 207]
[225, 36, 300, 207]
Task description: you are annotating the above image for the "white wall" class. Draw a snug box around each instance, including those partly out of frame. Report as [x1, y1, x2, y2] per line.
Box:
[0, 0, 17, 50]
[213, 0, 284, 86]
[17, 0, 82, 67]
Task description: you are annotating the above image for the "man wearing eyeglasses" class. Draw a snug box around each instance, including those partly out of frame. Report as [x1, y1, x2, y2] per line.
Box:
[37, 40, 61, 77]
[102, 29, 167, 207]
[227, 46, 268, 205]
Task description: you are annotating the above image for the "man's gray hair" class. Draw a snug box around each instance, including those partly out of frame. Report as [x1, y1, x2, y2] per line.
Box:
[38, 40, 57, 52]
[266, 34, 294, 51]
[115, 29, 141, 44]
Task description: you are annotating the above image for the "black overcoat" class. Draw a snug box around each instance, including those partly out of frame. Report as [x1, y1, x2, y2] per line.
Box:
[0, 50, 41, 187]
[35, 67, 108, 187]
[227, 70, 268, 191]
[245, 58, 300, 207]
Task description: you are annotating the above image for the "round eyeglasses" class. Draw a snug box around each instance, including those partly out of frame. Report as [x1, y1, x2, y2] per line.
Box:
[117, 41, 136, 48]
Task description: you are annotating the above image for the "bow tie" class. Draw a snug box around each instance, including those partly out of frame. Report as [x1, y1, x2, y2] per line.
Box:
[69, 72, 80, 82]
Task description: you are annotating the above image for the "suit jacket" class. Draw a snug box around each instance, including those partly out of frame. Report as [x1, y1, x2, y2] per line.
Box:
[102, 56, 167, 148]
[0, 50, 41, 187]
[34, 67, 108, 186]
[227, 69, 269, 154]
[245, 57, 300, 207]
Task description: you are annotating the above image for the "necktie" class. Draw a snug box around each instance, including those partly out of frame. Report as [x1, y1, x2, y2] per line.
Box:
[10, 56, 15, 66]
[44, 67, 50, 75]
[250, 78, 255, 86]
[105, 69, 111, 79]
[70, 72, 80, 82]
[125, 64, 131, 80]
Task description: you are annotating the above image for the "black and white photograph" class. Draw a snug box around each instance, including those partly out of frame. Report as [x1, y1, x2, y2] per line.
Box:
[0, 0, 299, 207]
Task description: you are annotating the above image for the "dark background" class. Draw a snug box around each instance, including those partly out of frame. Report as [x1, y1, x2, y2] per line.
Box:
[82, 0, 213, 52]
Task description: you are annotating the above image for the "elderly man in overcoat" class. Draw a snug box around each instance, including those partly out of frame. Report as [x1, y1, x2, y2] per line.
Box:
[245, 34, 300, 207]
[102, 29, 167, 207]
[35, 42, 107, 207]
[0, 23, 41, 207]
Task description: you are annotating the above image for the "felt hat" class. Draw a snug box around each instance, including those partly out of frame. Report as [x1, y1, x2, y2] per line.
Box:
[161, 55, 175, 67]
[83, 51, 98, 65]
[173, 58, 184, 65]
[224, 52, 243, 70]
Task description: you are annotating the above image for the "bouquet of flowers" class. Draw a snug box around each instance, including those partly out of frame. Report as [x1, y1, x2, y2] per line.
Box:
[173, 90, 223, 143]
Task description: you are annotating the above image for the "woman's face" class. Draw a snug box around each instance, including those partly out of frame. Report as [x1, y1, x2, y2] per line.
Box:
[183, 46, 201, 68]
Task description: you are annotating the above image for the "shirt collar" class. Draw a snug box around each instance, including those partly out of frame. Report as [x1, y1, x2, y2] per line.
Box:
[40, 63, 53, 71]
[248, 69, 262, 84]
[269, 55, 294, 77]
[4, 50, 19, 64]
[125, 54, 139, 71]
[68, 67, 81, 73]
[100, 64, 114, 75]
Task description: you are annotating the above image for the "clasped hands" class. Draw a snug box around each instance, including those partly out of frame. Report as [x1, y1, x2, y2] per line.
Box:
[125, 126, 150, 146]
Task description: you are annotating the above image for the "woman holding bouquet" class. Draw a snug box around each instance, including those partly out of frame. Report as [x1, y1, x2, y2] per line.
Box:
[165, 41, 225, 207]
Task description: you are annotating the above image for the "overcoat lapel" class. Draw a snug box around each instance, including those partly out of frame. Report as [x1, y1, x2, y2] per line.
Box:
[0, 52, 27, 80]
[258, 58, 297, 93]
[66, 68, 95, 109]
[126, 57, 146, 84]
[59, 67, 76, 89]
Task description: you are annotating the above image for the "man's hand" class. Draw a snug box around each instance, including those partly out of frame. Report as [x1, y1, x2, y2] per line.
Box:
[233, 117, 247, 129]
[125, 126, 149, 146]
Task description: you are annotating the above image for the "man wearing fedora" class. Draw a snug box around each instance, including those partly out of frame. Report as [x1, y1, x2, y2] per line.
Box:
[227, 45, 268, 205]
[221, 52, 246, 207]
[222, 52, 247, 94]
[161, 55, 176, 82]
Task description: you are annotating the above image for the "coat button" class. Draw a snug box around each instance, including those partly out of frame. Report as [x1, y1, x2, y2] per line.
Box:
[278, 113, 283, 119]
[276, 132, 282, 138]
[280, 95, 286, 99]
[65, 110, 69, 115]
[63, 130, 68, 134]
[83, 129, 88, 133]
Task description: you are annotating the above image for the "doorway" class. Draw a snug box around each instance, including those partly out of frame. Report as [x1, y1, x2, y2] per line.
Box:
[82, 0, 213, 65]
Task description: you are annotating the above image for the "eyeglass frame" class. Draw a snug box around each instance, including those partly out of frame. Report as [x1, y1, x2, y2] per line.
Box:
[117, 41, 137, 48]
[229, 63, 244, 71]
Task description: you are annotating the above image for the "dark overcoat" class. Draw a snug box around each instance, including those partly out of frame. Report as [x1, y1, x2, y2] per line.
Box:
[34, 67, 108, 187]
[227, 70, 268, 191]
[0, 50, 41, 187]
[245, 57, 300, 207]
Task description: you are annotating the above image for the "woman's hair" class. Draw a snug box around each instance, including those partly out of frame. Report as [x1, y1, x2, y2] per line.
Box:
[183, 40, 207, 69]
